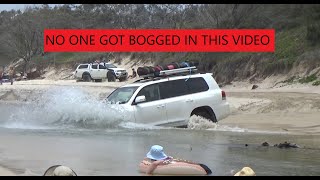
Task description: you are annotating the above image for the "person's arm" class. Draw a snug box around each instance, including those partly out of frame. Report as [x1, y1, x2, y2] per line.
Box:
[146, 160, 164, 175]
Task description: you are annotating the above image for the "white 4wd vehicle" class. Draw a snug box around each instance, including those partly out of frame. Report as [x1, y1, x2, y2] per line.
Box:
[106, 67, 230, 127]
[74, 63, 108, 82]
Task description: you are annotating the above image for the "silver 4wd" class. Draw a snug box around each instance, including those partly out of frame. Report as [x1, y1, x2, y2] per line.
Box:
[74, 63, 108, 82]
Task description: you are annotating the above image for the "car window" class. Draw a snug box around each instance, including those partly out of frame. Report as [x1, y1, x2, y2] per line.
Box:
[2, 75, 9, 79]
[99, 65, 107, 69]
[107, 86, 139, 104]
[159, 79, 188, 99]
[78, 65, 88, 69]
[186, 77, 209, 93]
[92, 65, 98, 69]
[136, 84, 160, 103]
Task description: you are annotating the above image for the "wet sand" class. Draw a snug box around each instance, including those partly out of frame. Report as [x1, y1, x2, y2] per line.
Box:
[220, 91, 320, 135]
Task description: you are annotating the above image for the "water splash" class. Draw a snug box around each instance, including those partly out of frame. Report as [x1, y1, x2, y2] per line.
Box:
[1, 88, 246, 132]
[188, 115, 219, 130]
[187, 115, 247, 132]
[2, 87, 129, 129]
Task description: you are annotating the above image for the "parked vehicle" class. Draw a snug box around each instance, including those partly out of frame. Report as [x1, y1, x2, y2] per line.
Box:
[73, 63, 108, 82]
[100, 63, 128, 82]
[1, 74, 10, 83]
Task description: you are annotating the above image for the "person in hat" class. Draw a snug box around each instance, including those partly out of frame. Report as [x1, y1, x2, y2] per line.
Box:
[234, 167, 256, 176]
[43, 165, 77, 176]
[145, 145, 173, 174]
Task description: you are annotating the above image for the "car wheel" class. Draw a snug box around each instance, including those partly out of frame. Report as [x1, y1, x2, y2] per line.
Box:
[119, 77, 126, 82]
[107, 71, 116, 82]
[82, 74, 91, 82]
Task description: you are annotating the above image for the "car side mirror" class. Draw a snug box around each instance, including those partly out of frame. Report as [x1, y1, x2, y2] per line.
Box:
[134, 95, 146, 104]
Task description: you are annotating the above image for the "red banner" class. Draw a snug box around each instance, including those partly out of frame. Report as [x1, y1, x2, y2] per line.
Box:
[44, 29, 275, 52]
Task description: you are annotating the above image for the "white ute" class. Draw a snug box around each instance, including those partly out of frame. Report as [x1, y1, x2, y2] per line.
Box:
[73, 63, 108, 82]
[106, 66, 230, 127]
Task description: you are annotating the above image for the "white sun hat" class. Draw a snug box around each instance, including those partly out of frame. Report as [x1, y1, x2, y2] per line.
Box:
[43, 165, 77, 176]
[234, 167, 256, 176]
[146, 145, 168, 160]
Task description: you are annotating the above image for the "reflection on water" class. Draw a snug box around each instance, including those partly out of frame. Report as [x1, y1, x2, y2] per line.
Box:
[0, 128, 319, 176]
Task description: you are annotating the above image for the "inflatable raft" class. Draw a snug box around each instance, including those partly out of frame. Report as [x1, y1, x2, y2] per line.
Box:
[139, 158, 212, 175]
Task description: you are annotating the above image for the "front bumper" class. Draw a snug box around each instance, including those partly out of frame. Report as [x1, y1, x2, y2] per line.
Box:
[115, 72, 128, 79]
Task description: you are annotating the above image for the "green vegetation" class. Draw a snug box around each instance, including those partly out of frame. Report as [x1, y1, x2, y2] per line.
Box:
[312, 80, 320, 86]
[298, 74, 318, 84]
[1, 4, 320, 83]
[283, 76, 297, 84]
[275, 27, 305, 61]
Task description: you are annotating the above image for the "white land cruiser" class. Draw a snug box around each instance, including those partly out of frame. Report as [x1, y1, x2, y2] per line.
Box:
[106, 67, 230, 127]
[74, 63, 109, 82]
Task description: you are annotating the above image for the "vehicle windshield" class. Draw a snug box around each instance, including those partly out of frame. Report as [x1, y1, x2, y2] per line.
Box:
[106, 86, 139, 104]
[2, 75, 9, 79]
[105, 64, 117, 68]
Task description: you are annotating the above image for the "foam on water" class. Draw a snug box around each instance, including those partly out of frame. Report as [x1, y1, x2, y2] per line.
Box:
[187, 115, 247, 132]
[187, 115, 290, 134]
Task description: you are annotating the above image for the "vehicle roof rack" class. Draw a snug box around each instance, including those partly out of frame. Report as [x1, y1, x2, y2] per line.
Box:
[134, 66, 198, 83]
[141, 66, 197, 78]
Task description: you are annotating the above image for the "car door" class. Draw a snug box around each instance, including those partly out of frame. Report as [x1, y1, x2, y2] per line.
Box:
[159, 79, 194, 126]
[185, 77, 210, 108]
[132, 83, 167, 126]
[98, 64, 107, 78]
[75, 64, 88, 78]
[90, 64, 99, 79]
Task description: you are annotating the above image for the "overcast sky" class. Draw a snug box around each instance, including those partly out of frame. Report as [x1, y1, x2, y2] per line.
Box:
[0, 4, 27, 11]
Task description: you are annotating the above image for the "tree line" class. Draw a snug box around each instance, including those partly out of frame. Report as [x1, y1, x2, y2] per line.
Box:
[0, 4, 319, 74]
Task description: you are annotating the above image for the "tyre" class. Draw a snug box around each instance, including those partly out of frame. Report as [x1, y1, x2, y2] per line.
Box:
[82, 74, 91, 82]
[119, 77, 127, 82]
[107, 71, 116, 82]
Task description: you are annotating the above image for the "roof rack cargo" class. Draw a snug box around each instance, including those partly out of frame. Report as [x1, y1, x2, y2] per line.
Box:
[139, 66, 198, 79]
